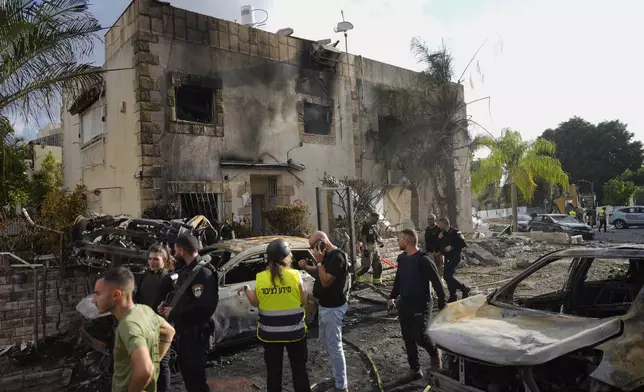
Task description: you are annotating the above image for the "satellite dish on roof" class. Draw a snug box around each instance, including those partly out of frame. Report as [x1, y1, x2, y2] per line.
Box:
[334, 21, 354, 33]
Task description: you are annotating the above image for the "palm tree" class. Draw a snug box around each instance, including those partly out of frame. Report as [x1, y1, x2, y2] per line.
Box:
[0, 0, 103, 119]
[0, 0, 102, 209]
[472, 129, 569, 231]
[375, 39, 473, 227]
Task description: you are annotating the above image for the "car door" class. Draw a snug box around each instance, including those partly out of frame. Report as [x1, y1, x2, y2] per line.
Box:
[542, 216, 557, 232]
[531, 216, 546, 231]
[212, 252, 267, 344]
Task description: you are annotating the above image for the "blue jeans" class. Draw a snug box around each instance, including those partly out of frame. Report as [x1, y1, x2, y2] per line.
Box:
[318, 303, 348, 389]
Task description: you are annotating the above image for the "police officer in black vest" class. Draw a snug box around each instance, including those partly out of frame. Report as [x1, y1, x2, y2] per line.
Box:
[134, 243, 173, 392]
[437, 218, 470, 303]
[158, 235, 218, 392]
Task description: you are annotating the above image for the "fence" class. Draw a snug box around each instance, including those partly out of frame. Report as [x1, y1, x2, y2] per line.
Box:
[473, 206, 528, 220]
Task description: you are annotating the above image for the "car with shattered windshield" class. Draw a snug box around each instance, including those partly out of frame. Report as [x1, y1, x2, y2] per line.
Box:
[78, 236, 321, 353]
[427, 246, 644, 392]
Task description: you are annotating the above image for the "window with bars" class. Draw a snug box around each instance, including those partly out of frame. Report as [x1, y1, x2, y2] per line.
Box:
[179, 193, 219, 223]
[80, 101, 104, 144]
[268, 177, 278, 196]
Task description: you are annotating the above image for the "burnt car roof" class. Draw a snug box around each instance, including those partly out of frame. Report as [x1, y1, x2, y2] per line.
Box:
[544, 245, 644, 258]
[201, 236, 310, 254]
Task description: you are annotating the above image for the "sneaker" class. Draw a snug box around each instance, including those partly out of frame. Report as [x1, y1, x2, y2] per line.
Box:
[462, 287, 471, 299]
[400, 369, 423, 383]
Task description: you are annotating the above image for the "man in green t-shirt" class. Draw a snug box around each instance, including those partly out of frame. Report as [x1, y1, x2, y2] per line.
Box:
[93, 267, 176, 392]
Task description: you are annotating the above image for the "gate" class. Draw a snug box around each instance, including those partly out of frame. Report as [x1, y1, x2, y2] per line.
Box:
[314, 186, 357, 268]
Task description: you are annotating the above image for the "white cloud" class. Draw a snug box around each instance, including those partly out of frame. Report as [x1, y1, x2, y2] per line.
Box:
[259, 0, 644, 141]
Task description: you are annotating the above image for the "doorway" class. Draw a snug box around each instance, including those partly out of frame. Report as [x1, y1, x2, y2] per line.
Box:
[251, 194, 265, 235]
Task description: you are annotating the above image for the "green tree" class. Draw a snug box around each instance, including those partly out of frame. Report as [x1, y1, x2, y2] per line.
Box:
[0, 119, 29, 208]
[472, 129, 569, 231]
[0, 0, 103, 118]
[602, 178, 639, 206]
[542, 117, 644, 202]
[29, 151, 63, 208]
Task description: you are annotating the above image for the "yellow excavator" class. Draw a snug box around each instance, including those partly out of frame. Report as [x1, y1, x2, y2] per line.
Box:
[553, 184, 597, 225]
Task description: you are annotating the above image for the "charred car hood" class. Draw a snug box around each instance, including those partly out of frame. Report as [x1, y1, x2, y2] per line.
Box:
[428, 295, 623, 366]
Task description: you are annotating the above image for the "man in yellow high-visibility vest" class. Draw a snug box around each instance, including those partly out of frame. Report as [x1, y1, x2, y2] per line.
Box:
[598, 207, 608, 232]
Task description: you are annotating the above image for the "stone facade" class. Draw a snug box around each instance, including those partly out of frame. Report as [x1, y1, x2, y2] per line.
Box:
[64, 0, 472, 231]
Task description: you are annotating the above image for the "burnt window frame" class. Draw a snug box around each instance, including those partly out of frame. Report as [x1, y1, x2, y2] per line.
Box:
[302, 101, 333, 136]
[174, 84, 216, 124]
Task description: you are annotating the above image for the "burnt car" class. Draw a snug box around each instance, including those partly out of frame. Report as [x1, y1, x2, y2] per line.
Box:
[70, 214, 218, 271]
[427, 246, 644, 391]
[78, 236, 322, 351]
[528, 213, 595, 240]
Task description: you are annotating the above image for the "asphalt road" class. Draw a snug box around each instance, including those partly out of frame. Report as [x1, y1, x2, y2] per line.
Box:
[591, 225, 644, 244]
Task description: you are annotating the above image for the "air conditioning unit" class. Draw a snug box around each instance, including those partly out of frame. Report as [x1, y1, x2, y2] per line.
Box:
[387, 170, 406, 186]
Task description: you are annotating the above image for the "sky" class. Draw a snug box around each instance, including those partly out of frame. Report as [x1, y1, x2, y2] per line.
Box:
[19, 0, 644, 143]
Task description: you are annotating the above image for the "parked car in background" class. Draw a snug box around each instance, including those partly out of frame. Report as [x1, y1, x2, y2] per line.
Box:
[528, 214, 594, 240]
[609, 206, 644, 229]
[486, 214, 532, 232]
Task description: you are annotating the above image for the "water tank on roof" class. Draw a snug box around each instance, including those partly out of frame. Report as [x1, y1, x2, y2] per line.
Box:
[241, 5, 255, 25]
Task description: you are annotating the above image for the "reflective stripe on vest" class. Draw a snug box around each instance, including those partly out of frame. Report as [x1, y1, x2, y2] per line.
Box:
[256, 269, 306, 343]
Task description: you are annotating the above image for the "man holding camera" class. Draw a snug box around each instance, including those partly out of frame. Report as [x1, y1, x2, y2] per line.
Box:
[356, 213, 385, 285]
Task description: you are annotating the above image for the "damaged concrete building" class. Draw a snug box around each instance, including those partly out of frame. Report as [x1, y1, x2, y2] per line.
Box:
[61, 0, 472, 233]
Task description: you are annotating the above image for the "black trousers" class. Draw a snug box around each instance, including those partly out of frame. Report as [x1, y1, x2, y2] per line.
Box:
[444, 253, 467, 301]
[176, 327, 210, 392]
[157, 352, 171, 392]
[599, 219, 607, 232]
[263, 338, 312, 392]
[357, 248, 382, 280]
[398, 299, 437, 371]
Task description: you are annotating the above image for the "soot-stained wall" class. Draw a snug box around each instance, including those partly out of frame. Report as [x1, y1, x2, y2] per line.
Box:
[97, 0, 471, 229]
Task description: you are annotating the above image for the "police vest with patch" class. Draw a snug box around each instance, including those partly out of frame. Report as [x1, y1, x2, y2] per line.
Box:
[255, 268, 306, 343]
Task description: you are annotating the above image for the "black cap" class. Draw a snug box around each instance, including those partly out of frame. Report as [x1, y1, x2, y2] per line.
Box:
[174, 234, 200, 253]
[266, 239, 291, 262]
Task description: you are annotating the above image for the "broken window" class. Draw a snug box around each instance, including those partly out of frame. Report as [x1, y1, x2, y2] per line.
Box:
[573, 258, 643, 318]
[377, 115, 401, 135]
[179, 193, 219, 224]
[224, 255, 267, 285]
[303, 102, 332, 135]
[175, 85, 214, 124]
[496, 256, 644, 318]
[292, 250, 315, 270]
[497, 257, 574, 313]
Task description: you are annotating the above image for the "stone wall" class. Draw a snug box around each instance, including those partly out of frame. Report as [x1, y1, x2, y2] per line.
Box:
[0, 263, 86, 346]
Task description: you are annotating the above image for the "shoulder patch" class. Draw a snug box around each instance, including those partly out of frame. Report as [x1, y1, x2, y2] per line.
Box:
[192, 284, 204, 298]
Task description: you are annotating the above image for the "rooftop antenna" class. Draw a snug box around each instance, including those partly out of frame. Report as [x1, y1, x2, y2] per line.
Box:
[333, 10, 354, 54]
[241, 5, 268, 27]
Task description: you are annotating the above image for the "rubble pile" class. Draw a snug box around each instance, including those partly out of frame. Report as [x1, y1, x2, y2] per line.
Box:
[465, 235, 561, 267]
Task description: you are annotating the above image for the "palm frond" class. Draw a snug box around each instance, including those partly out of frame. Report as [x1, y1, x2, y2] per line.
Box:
[0, 0, 103, 120]
[471, 154, 503, 193]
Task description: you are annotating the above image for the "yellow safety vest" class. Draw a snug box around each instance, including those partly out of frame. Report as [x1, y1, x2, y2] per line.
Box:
[599, 210, 606, 218]
[569, 210, 576, 217]
[255, 268, 306, 343]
